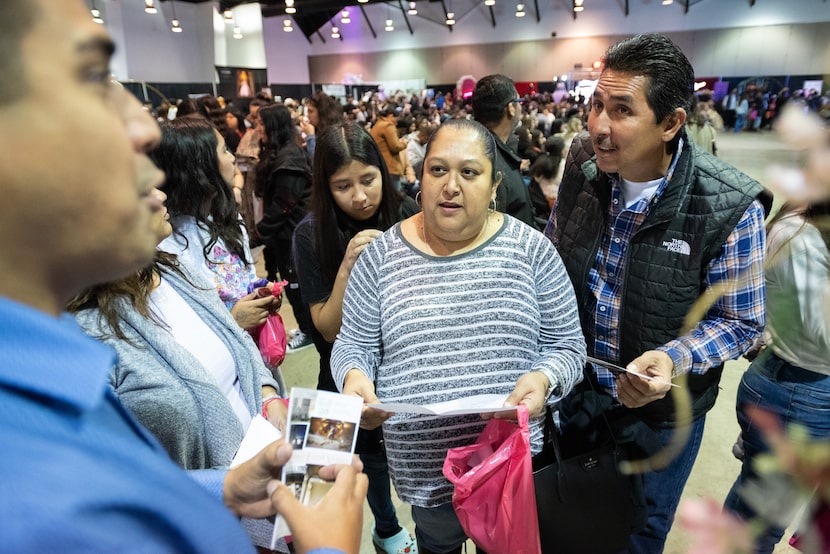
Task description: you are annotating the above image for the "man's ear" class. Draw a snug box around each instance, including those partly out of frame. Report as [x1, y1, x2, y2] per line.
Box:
[662, 107, 687, 143]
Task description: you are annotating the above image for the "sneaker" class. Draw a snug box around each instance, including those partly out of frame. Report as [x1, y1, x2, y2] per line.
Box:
[732, 432, 745, 461]
[286, 330, 313, 353]
[372, 526, 417, 554]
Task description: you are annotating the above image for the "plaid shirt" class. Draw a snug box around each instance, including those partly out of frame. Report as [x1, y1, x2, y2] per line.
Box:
[547, 141, 766, 397]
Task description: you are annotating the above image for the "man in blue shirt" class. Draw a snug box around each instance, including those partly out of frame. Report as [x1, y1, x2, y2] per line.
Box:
[0, 1, 365, 552]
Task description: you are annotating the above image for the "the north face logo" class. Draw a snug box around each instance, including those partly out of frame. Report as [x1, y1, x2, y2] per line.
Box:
[663, 238, 691, 255]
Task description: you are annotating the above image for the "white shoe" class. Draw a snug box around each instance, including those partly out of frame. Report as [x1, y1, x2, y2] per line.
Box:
[286, 330, 313, 353]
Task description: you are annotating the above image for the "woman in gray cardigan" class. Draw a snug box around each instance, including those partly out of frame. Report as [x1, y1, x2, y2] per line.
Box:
[69, 189, 286, 471]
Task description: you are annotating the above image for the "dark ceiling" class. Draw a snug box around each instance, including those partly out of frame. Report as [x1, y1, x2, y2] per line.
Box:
[178, 0, 431, 40]
[173, 0, 710, 42]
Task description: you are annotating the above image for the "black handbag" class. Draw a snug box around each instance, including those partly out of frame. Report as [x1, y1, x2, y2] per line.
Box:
[533, 374, 649, 554]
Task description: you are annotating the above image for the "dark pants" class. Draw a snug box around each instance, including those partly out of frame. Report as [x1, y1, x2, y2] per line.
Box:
[359, 437, 401, 537]
[625, 416, 707, 553]
[264, 238, 312, 335]
[411, 502, 485, 554]
[722, 109, 737, 130]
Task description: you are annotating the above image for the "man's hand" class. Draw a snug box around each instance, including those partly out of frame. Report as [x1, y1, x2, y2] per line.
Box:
[269, 464, 368, 554]
[495, 371, 549, 419]
[223, 440, 293, 519]
[616, 350, 674, 408]
[342, 369, 394, 430]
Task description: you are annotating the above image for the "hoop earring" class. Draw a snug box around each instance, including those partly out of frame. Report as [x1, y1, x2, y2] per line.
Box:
[489, 198, 497, 213]
[415, 191, 422, 206]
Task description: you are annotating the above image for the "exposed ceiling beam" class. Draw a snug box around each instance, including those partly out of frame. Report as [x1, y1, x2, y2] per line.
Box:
[440, 0, 453, 32]
[398, 0, 414, 35]
[359, 4, 378, 38]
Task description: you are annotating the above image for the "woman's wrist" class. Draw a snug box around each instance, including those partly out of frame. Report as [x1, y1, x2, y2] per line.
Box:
[262, 394, 281, 417]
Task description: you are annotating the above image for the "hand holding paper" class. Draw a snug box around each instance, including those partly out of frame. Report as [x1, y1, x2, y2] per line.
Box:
[614, 350, 675, 409]
[368, 393, 513, 417]
[342, 369, 393, 429]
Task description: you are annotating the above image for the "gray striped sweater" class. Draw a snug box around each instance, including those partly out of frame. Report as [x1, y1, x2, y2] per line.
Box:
[332, 215, 586, 507]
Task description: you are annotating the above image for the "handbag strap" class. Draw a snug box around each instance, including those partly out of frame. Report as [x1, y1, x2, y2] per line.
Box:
[579, 364, 622, 451]
[540, 406, 567, 503]
[541, 365, 622, 455]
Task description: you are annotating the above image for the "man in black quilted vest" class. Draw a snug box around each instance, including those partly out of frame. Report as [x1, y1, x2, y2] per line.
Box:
[545, 33, 767, 552]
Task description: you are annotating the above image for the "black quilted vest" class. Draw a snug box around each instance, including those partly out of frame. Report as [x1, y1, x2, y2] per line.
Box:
[555, 134, 766, 425]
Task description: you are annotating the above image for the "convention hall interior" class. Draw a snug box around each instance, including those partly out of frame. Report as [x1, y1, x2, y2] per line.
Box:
[87, 0, 830, 552]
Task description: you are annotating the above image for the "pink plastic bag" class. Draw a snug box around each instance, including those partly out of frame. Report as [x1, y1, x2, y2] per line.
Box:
[443, 405, 541, 554]
[250, 280, 288, 368]
[258, 312, 287, 367]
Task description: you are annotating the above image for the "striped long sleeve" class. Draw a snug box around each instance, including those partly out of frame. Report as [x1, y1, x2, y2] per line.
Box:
[331, 216, 585, 507]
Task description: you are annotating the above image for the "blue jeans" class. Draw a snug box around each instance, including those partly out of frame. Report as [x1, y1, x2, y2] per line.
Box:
[361, 449, 401, 536]
[724, 351, 830, 553]
[626, 415, 707, 553]
[734, 112, 747, 132]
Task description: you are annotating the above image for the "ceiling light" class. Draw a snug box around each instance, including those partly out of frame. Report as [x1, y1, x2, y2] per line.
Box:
[285, 0, 296, 14]
[662, 0, 673, 3]
[573, 0, 584, 11]
[446, 11, 455, 25]
[233, 26, 243, 38]
[169, 1, 182, 32]
[144, 0, 157, 15]
[385, 19, 394, 31]
[516, 3, 526, 16]
[223, 9, 234, 23]
[283, 19, 293, 32]
[90, 3, 104, 24]
[408, 2, 418, 15]
[358, 0, 369, 3]
[341, 9, 351, 23]
[331, 25, 340, 38]
[485, 0, 495, 5]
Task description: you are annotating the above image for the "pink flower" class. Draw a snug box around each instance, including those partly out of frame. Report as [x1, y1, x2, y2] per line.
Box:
[677, 497, 753, 554]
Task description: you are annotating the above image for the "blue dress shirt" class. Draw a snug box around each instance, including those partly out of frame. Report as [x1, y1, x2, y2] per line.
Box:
[0, 297, 343, 554]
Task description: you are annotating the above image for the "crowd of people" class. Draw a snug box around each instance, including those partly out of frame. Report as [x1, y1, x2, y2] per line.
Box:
[3, 1, 830, 552]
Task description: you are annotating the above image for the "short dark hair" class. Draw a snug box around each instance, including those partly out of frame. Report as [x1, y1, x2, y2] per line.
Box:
[472, 74, 518, 127]
[529, 154, 558, 182]
[602, 33, 694, 124]
[0, 0, 37, 104]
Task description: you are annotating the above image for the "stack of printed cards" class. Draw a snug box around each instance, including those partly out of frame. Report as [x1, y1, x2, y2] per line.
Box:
[271, 388, 363, 548]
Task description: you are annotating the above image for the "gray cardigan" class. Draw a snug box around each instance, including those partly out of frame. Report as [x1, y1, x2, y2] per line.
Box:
[74, 263, 284, 470]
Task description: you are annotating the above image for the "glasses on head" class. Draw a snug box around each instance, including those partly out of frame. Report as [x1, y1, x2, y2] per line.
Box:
[503, 97, 521, 109]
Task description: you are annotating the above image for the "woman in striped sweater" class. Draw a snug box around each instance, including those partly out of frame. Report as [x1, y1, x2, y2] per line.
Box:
[332, 118, 586, 554]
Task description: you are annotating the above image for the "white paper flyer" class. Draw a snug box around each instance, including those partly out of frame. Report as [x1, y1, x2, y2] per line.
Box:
[271, 388, 363, 548]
